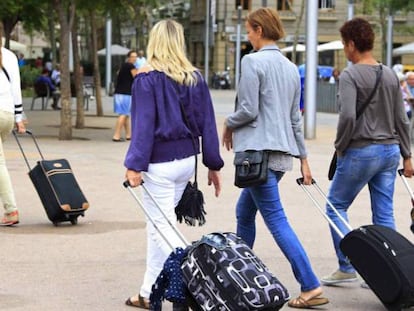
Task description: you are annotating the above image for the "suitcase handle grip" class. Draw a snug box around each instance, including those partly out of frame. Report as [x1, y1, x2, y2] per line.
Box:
[123, 180, 145, 188]
[296, 177, 316, 185]
[192, 232, 228, 251]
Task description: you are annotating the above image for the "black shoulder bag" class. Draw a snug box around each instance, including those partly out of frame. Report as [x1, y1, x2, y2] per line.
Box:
[232, 95, 270, 188]
[173, 83, 206, 226]
[328, 65, 383, 180]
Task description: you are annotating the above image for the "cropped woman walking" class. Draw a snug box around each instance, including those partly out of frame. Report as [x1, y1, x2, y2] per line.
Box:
[0, 31, 26, 226]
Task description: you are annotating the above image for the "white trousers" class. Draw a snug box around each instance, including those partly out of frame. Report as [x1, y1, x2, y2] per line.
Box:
[0, 111, 17, 214]
[139, 156, 195, 298]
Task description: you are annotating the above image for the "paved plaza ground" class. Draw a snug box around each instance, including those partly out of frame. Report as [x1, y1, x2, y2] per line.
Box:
[1, 90, 413, 310]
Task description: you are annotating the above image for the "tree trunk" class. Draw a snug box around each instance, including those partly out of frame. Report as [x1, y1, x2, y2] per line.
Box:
[72, 15, 85, 129]
[1, 17, 19, 49]
[54, 0, 75, 140]
[292, 0, 306, 64]
[378, 5, 387, 62]
[89, 9, 103, 117]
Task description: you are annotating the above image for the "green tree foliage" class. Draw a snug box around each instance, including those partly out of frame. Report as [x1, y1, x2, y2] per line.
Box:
[357, 0, 414, 61]
[0, 0, 46, 48]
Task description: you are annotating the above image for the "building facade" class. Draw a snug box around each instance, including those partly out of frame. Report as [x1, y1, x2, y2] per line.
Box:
[188, 0, 414, 83]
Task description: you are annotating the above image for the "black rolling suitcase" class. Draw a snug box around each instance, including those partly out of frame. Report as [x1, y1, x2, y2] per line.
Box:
[13, 130, 89, 225]
[297, 178, 414, 311]
[124, 181, 290, 311]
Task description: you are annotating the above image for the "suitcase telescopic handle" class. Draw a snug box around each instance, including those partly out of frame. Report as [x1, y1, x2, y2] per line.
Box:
[123, 181, 190, 249]
[397, 169, 414, 234]
[398, 169, 414, 201]
[296, 177, 353, 239]
[12, 129, 44, 171]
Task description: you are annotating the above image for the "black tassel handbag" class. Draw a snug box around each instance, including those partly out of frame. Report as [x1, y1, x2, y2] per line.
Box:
[173, 82, 206, 226]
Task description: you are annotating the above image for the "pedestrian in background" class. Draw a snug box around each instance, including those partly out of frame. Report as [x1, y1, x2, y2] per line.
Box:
[112, 50, 138, 142]
[321, 17, 413, 286]
[222, 8, 329, 309]
[124, 19, 223, 310]
[134, 49, 146, 69]
[17, 53, 26, 68]
[406, 71, 414, 97]
[0, 33, 26, 226]
[329, 68, 341, 84]
[51, 64, 61, 87]
[397, 72, 412, 119]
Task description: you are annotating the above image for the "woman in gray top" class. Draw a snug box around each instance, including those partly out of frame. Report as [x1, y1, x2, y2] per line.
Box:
[321, 18, 413, 285]
[222, 8, 329, 309]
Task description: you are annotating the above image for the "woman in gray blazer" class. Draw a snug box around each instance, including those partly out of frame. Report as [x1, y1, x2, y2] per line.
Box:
[222, 8, 328, 309]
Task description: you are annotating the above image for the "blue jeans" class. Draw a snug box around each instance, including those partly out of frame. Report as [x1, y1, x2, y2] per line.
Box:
[327, 144, 400, 273]
[236, 170, 320, 292]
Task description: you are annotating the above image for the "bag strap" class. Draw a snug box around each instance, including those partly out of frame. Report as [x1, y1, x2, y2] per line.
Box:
[356, 64, 383, 119]
[172, 81, 199, 184]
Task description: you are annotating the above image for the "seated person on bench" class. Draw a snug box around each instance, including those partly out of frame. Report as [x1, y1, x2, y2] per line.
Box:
[34, 68, 61, 110]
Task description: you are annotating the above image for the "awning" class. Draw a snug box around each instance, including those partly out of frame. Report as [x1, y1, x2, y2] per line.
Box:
[393, 42, 414, 56]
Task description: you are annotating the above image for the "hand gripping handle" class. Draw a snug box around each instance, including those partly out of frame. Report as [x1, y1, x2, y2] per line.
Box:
[296, 177, 353, 239]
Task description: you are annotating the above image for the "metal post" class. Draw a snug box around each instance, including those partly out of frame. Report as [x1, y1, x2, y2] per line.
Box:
[347, 0, 354, 20]
[304, 0, 318, 139]
[69, 32, 73, 72]
[224, 0, 228, 70]
[235, 6, 242, 90]
[262, 0, 267, 6]
[105, 17, 112, 95]
[204, 0, 210, 82]
[386, 10, 393, 67]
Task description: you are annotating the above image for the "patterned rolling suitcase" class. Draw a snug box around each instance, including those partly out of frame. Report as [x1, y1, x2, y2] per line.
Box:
[13, 130, 88, 225]
[297, 178, 414, 311]
[124, 182, 289, 311]
[181, 232, 289, 311]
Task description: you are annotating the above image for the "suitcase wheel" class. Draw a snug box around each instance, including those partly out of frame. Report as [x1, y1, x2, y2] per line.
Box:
[52, 215, 79, 226]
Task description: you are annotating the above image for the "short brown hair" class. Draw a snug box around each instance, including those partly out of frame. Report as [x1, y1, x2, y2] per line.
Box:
[127, 50, 137, 58]
[340, 17, 374, 52]
[246, 8, 285, 41]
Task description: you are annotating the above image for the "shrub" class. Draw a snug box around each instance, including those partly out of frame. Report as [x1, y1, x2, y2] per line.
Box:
[20, 66, 41, 90]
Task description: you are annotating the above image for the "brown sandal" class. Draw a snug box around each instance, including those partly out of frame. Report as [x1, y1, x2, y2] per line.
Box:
[125, 294, 150, 309]
[288, 295, 329, 309]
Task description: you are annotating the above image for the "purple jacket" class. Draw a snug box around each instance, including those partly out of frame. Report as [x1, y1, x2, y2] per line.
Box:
[124, 71, 224, 172]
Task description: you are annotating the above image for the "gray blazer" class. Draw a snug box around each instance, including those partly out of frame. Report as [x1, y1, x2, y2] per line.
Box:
[226, 45, 307, 158]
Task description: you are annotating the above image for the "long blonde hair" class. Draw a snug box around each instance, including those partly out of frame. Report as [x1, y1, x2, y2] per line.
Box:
[146, 19, 197, 85]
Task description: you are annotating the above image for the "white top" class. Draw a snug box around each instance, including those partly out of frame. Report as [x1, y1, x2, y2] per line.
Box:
[0, 47, 23, 122]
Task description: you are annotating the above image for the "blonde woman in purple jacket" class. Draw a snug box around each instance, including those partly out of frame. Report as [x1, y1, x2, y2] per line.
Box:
[124, 20, 223, 310]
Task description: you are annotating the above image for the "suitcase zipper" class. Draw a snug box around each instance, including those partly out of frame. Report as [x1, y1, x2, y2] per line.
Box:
[360, 227, 397, 257]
